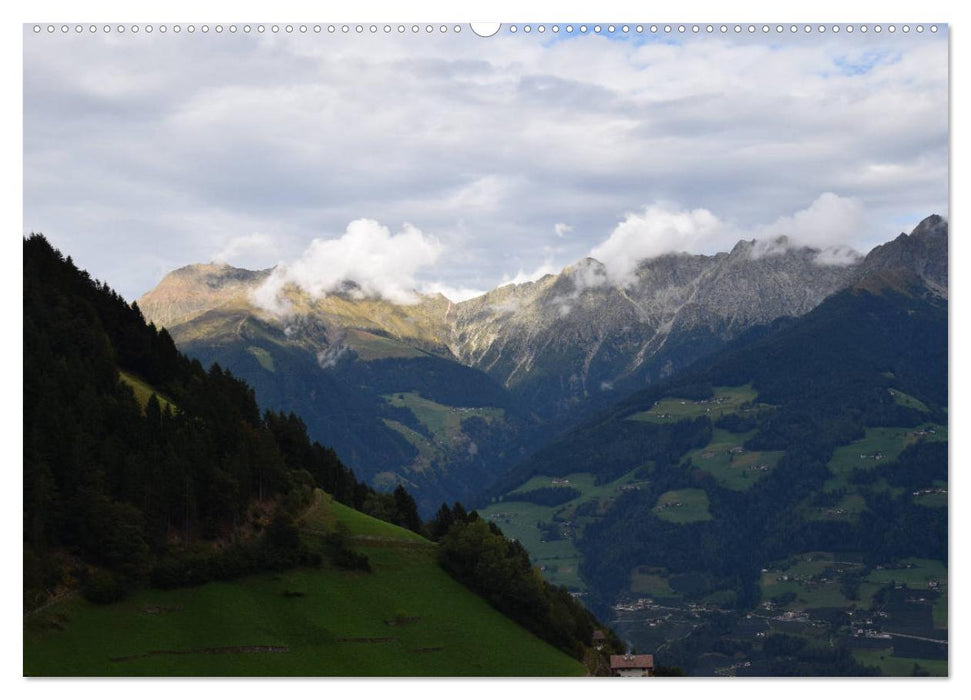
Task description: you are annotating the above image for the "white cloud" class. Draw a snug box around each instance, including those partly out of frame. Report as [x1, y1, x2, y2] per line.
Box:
[813, 246, 864, 267]
[756, 193, 867, 252]
[590, 205, 735, 286]
[499, 260, 560, 287]
[587, 194, 872, 280]
[213, 232, 277, 266]
[23, 30, 947, 300]
[554, 222, 572, 238]
[250, 219, 443, 312]
[419, 281, 487, 303]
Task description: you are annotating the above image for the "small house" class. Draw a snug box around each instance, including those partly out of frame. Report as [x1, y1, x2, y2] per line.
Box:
[610, 653, 655, 677]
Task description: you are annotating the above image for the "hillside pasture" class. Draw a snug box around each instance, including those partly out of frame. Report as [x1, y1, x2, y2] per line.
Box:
[23, 490, 584, 677]
[627, 385, 762, 424]
[345, 329, 427, 361]
[480, 469, 647, 591]
[119, 370, 177, 413]
[824, 426, 946, 492]
[888, 388, 930, 413]
[383, 392, 503, 444]
[684, 428, 783, 490]
[245, 346, 275, 372]
[652, 489, 712, 524]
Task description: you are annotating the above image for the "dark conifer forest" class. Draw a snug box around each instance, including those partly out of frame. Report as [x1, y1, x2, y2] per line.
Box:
[23, 235, 420, 608]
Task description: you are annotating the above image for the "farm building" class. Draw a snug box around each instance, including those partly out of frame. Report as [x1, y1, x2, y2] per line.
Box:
[610, 653, 655, 677]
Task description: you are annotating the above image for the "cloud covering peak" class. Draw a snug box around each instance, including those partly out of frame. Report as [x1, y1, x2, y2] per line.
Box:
[251, 219, 442, 313]
[587, 194, 867, 286]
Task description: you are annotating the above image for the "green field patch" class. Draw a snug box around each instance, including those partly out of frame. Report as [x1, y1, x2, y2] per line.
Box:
[888, 388, 929, 413]
[506, 471, 644, 502]
[852, 649, 947, 677]
[760, 552, 871, 610]
[345, 329, 427, 361]
[24, 490, 583, 676]
[299, 490, 430, 543]
[824, 426, 945, 492]
[480, 470, 647, 591]
[913, 482, 947, 509]
[383, 392, 503, 445]
[627, 385, 763, 424]
[804, 493, 868, 523]
[653, 489, 712, 524]
[685, 429, 783, 490]
[119, 370, 177, 414]
[382, 419, 440, 472]
[246, 346, 275, 372]
[478, 501, 584, 589]
[865, 559, 947, 590]
[629, 567, 678, 598]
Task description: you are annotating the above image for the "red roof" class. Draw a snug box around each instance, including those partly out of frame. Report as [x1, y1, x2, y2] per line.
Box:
[610, 654, 655, 669]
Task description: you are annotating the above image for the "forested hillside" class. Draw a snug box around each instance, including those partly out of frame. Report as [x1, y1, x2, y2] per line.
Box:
[23, 234, 420, 610]
[481, 241, 947, 675]
[24, 235, 618, 676]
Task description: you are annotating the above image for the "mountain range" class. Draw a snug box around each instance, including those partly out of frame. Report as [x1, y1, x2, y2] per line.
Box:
[139, 215, 948, 513]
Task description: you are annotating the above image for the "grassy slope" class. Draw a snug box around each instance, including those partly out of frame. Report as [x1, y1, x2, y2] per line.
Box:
[23, 491, 585, 677]
[653, 489, 712, 524]
[479, 470, 645, 591]
[824, 425, 947, 492]
[119, 370, 177, 413]
[384, 391, 504, 441]
[626, 385, 762, 424]
[684, 428, 784, 491]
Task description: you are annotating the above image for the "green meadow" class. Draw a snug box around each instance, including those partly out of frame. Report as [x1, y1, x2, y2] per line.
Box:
[246, 346, 275, 372]
[684, 428, 784, 490]
[383, 392, 504, 443]
[888, 388, 930, 413]
[824, 425, 946, 492]
[627, 385, 763, 424]
[653, 489, 712, 524]
[119, 370, 177, 413]
[345, 329, 427, 361]
[23, 491, 584, 677]
[479, 470, 647, 591]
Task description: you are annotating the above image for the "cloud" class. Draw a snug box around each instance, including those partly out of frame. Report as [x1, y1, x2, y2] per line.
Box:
[499, 260, 560, 287]
[756, 193, 867, 252]
[251, 219, 443, 313]
[554, 222, 572, 238]
[419, 281, 487, 303]
[590, 205, 736, 286]
[213, 233, 277, 266]
[22, 30, 947, 300]
[813, 246, 864, 267]
[587, 195, 870, 280]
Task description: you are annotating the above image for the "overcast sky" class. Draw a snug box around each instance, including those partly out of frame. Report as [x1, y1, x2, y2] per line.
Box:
[23, 24, 948, 302]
